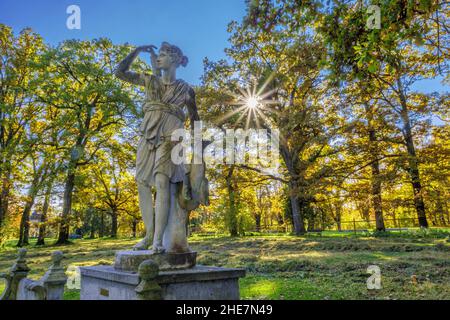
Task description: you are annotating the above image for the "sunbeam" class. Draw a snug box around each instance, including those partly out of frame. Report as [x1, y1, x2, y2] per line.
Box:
[219, 79, 281, 131]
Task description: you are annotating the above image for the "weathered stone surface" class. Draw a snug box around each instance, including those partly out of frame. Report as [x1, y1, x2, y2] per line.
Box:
[80, 265, 245, 300]
[1, 249, 67, 300]
[16, 279, 45, 300]
[41, 251, 67, 300]
[135, 260, 161, 300]
[115, 43, 209, 254]
[114, 250, 197, 272]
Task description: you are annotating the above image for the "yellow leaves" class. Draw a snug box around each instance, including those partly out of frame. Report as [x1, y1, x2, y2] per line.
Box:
[29, 119, 47, 134]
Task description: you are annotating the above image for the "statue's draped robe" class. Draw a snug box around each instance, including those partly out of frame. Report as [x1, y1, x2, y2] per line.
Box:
[136, 74, 194, 187]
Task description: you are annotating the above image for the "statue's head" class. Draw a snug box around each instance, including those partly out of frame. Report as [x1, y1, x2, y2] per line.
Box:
[157, 42, 188, 70]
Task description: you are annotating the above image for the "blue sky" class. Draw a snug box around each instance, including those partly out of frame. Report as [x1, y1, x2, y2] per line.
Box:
[0, 0, 247, 85]
[0, 0, 447, 94]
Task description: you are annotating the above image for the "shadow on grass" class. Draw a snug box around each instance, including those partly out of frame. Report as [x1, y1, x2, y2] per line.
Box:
[0, 233, 449, 300]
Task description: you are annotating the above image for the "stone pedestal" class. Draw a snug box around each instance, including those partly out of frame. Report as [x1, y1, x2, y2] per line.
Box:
[80, 248, 245, 300]
[80, 265, 245, 300]
[114, 250, 197, 272]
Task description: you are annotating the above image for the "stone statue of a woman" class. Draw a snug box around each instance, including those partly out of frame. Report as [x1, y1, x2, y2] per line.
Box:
[115, 42, 208, 254]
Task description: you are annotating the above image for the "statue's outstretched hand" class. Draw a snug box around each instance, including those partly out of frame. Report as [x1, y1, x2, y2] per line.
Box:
[137, 45, 157, 55]
[137, 45, 159, 75]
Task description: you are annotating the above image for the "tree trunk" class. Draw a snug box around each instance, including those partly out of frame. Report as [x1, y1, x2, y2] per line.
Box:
[280, 143, 306, 235]
[132, 219, 137, 238]
[400, 111, 428, 227]
[255, 188, 262, 232]
[443, 199, 449, 225]
[397, 78, 428, 228]
[37, 181, 53, 246]
[17, 173, 42, 247]
[110, 209, 118, 238]
[365, 103, 385, 231]
[371, 159, 385, 231]
[56, 171, 76, 244]
[0, 170, 12, 229]
[17, 201, 33, 247]
[264, 210, 269, 230]
[289, 180, 306, 235]
[392, 210, 398, 228]
[277, 213, 284, 226]
[99, 212, 105, 238]
[431, 209, 438, 226]
[360, 204, 370, 223]
[336, 217, 342, 231]
[335, 204, 342, 231]
[308, 215, 315, 231]
[226, 166, 238, 236]
[227, 188, 238, 236]
[435, 191, 446, 226]
[255, 214, 261, 232]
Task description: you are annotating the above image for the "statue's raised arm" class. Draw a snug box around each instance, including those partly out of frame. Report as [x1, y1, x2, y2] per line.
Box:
[115, 45, 158, 86]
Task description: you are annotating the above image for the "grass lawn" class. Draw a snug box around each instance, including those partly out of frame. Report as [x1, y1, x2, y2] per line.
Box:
[0, 229, 449, 300]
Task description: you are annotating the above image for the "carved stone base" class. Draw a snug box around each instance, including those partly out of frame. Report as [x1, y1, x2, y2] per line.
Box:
[114, 250, 197, 272]
[80, 265, 245, 300]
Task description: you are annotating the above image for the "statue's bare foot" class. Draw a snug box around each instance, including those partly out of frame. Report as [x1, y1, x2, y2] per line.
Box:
[133, 236, 151, 251]
[152, 244, 165, 254]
